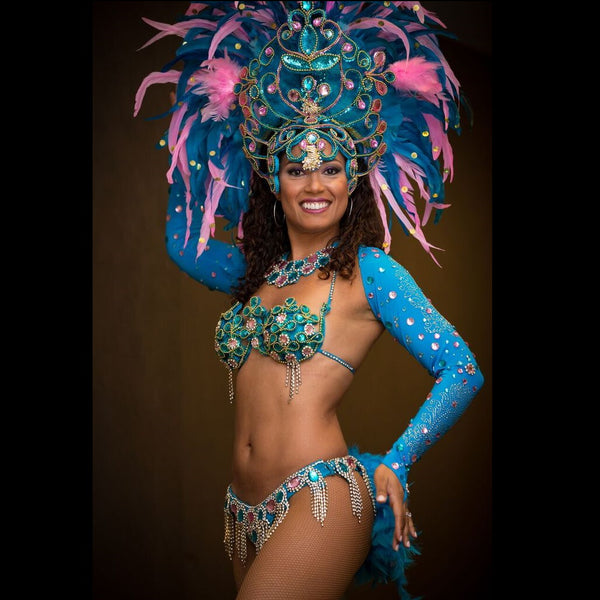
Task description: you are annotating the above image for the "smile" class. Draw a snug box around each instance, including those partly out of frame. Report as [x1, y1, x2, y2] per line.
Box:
[301, 200, 331, 211]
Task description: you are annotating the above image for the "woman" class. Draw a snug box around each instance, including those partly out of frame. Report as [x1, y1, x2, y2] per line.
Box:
[135, 2, 484, 598]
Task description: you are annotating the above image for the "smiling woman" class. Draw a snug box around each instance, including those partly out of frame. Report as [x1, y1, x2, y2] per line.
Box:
[129, 2, 489, 599]
[277, 145, 349, 238]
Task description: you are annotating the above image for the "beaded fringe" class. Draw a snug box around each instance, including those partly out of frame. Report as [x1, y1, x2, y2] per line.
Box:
[285, 356, 302, 400]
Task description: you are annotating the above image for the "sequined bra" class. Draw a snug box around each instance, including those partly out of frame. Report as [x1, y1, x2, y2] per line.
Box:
[215, 272, 354, 401]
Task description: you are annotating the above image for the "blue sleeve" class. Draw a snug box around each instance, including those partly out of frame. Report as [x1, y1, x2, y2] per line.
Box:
[165, 167, 247, 294]
[358, 246, 484, 490]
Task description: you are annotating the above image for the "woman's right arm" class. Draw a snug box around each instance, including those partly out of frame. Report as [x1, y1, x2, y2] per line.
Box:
[165, 166, 246, 294]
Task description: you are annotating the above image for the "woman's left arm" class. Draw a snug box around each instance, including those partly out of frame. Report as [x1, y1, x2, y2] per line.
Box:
[358, 245, 485, 546]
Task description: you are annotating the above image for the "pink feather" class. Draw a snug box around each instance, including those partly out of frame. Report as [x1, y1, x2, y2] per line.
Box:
[133, 69, 179, 117]
[389, 57, 442, 95]
[192, 53, 242, 122]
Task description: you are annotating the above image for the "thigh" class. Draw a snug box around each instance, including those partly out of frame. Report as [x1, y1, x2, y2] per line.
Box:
[235, 474, 374, 600]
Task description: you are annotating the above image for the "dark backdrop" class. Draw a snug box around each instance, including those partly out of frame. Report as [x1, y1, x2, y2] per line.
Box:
[92, 2, 493, 599]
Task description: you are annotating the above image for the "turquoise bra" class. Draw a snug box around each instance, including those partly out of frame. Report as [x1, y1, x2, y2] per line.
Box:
[214, 272, 355, 401]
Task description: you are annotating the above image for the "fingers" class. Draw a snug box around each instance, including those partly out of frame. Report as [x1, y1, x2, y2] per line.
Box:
[373, 464, 418, 551]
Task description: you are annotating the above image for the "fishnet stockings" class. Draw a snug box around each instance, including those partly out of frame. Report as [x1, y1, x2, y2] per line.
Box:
[232, 475, 374, 599]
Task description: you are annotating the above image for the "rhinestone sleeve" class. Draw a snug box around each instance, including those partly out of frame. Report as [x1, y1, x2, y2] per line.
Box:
[165, 167, 246, 293]
[358, 246, 484, 487]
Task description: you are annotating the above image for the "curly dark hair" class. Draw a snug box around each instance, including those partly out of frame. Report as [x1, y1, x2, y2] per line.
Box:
[231, 171, 385, 304]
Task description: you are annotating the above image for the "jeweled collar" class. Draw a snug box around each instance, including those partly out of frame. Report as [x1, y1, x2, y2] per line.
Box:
[264, 246, 332, 288]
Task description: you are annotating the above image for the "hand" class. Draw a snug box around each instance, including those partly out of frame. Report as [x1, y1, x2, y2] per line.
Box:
[373, 463, 418, 550]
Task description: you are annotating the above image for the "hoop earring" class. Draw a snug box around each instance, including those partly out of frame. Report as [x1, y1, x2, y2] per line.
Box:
[346, 198, 353, 219]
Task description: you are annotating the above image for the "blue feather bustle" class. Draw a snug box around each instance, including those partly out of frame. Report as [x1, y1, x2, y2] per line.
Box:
[349, 445, 421, 600]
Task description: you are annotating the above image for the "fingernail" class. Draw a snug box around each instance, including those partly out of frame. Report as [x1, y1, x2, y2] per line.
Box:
[376, 494, 386, 502]
[394, 544, 399, 551]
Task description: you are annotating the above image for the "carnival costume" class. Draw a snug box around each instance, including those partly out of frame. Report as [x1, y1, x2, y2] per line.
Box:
[135, 2, 484, 598]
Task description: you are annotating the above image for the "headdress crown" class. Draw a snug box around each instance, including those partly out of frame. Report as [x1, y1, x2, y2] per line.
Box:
[236, 1, 394, 193]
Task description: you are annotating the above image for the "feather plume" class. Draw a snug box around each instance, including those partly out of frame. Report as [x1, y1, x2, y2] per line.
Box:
[389, 57, 442, 96]
[192, 53, 242, 122]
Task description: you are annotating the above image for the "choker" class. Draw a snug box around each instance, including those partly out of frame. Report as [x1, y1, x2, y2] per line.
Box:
[265, 247, 332, 288]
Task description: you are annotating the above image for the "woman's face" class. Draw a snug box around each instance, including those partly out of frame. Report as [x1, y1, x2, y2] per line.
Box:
[276, 140, 349, 237]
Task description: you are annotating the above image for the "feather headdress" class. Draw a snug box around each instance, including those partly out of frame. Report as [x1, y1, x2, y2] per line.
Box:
[134, 1, 466, 264]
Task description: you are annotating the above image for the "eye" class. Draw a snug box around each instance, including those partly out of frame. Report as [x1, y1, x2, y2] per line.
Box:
[287, 167, 305, 176]
[323, 166, 341, 175]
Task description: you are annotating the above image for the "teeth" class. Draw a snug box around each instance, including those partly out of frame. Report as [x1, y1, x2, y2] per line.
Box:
[302, 201, 329, 210]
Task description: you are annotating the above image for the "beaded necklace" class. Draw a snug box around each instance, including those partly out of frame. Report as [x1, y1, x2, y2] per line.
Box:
[264, 247, 332, 288]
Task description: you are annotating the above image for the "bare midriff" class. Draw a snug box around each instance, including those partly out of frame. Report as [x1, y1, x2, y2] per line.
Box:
[230, 350, 355, 505]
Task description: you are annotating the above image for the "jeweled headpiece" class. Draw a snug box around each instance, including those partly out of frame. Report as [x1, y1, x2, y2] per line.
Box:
[236, 1, 393, 194]
[135, 1, 465, 263]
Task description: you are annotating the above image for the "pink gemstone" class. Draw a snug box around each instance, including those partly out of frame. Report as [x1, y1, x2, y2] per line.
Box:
[313, 17, 322, 26]
[292, 21, 301, 30]
[317, 139, 326, 150]
[258, 106, 267, 116]
[345, 80, 354, 89]
[431, 342, 439, 351]
[248, 142, 256, 152]
[453, 341, 459, 347]
[247, 512, 254, 523]
[347, 457, 355, 467]
[267, 84, 276, 94]
[265, 47, 274, 56]
[175, 204, 183, 213]
[391, 462, 399, 470]
[342, 43, 352, 52]
[266, 499, 276, 513]
[231, 503, 237, 514]
[300, 139, 307, 149]
[288, 476, 300, 489]
[406, 318, 414, 326]
[358, 100, 366, 110]
[370, 139, 379, 148]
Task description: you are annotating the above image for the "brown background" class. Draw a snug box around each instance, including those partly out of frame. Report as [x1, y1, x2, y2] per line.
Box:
[92, 2, 492, 599]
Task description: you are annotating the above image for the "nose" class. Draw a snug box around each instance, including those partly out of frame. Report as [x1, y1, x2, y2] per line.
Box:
[304, 170, 325, 192]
